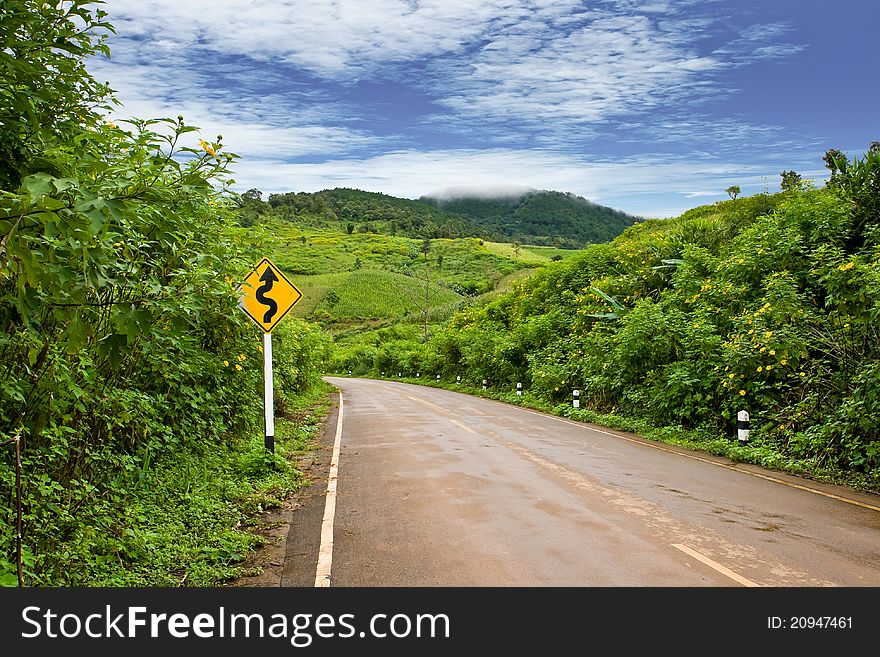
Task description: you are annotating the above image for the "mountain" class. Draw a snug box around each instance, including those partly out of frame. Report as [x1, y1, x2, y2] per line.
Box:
[421, 189, 642, 248]
[258, 187, 641, 248]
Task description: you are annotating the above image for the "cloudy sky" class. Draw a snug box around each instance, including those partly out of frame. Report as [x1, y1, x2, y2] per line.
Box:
[88, 0, 878, 218]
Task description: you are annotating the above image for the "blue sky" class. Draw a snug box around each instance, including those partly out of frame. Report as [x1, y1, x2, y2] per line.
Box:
[89, 0, 878, 218]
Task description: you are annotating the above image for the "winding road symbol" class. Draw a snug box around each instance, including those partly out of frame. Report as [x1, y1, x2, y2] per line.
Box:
[237, 258, 302, 332]
[256, 266, 279, 324]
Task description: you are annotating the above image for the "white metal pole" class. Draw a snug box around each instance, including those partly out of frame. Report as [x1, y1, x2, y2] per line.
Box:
[264, 331, 274, 453]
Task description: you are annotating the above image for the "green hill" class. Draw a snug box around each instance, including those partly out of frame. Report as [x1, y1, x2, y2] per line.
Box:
[241, 187, 640, 248]
[422, 190, 641, 247]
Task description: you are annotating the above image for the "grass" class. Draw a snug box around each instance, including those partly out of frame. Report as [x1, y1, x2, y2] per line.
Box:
[291, 268, 464, 320]
[79, 381, 335, 586]
[229, 216, 581, 381]
[482, 241, 577, 262]
[230, 218, 552, 346]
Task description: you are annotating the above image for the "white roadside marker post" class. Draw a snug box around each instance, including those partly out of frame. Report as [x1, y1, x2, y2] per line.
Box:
[482, 379, 487, 390]
[516, 382, 522, 396]
[573, 389, 580, 408]
[263, 332, 275, 453]
[737, 410, 750, 444]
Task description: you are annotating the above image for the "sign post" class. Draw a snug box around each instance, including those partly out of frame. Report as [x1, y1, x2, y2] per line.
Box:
[263, 332, 274, 452]
[238, 258, 303, 453]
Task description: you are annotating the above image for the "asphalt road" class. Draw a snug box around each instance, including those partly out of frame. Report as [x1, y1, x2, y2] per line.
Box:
[302, 377, 880, 587]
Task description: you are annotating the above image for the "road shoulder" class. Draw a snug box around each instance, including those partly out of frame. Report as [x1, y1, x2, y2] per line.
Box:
[225, 391, 339, 587]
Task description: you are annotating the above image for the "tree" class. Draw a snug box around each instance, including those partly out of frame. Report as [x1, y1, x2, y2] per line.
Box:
[0, 0, 263, 585]
[0, 0, 115, 189]
[823, 142, 880, 251]
[346, 222, 354, 235]
[780, 170, 802, 192]
[725, 185, 741, 200]
[512, 240, 522, 258]
[241, 188, 263, 203]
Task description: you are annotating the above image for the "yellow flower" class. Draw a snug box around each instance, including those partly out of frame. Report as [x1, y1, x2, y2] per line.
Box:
[235, 364, 242, 371]
[757, 366, 763, 372]
[223, 360, 229, 367]
[739, 389, 746, 396]
[238, 354, 246, 361]
[729, 373, 735, 379]
[766, 365, 772, 370]
[257, 345, 263, 353]
[837, 261, 855, 271]
[780, 359, 787, 365]
[799, 371, 806, 377]
[769, 349, 775, 356]
[199, 139, 216, 157]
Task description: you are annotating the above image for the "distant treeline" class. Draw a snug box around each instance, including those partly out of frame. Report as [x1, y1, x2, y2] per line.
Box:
[238, 187, 640, 248]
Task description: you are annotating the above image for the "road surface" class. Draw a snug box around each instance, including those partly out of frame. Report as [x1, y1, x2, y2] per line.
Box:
[287, 377, 880, 587]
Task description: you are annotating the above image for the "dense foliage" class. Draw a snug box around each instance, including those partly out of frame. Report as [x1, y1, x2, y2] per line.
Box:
[0, 1, 331, 585]
[360, 151, 880, 490]
[242, 186, 638, 247]
[423, 190, 641, 247]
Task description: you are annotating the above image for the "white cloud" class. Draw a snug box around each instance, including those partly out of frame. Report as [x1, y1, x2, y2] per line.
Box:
[98, 0, 802, 139]
[84, 1, 817, 220]
[102, 0, 518, 77]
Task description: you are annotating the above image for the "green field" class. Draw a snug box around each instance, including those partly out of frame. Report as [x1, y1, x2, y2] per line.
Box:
[227, 215, 582, 371]
[290, 269, 464, 319]
[482, 241, 577, 262]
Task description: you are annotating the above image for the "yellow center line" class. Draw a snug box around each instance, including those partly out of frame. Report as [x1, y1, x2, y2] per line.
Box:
[403, 393, 478, 434]
[449, 418, 477, 434]
[513, 406, 880, 513]
[390, 382, 880, 513]
[672, 543, 760, 587]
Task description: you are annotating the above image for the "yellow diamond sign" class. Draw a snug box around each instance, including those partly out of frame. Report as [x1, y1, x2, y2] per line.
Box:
[238, 258, 302, 333]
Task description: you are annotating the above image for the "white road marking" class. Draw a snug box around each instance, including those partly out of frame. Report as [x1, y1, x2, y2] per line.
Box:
[314, 391, 344, 587]
[671, 543, 760, 587]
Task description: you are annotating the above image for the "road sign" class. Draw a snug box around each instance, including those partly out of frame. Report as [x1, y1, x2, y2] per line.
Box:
[238, 258, 302, 333]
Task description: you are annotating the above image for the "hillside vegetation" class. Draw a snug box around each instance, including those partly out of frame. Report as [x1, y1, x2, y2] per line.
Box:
[353, 147, 880, 492]
[224, 215, 570, 375]
[423, 190, 640, 247]
[241, 186, 639, 248]
[0, 0, 331, 586]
